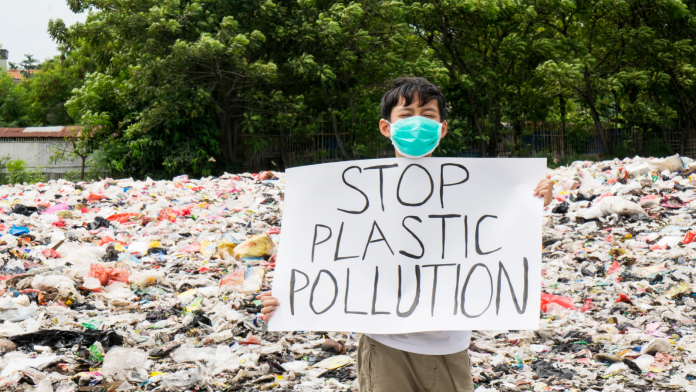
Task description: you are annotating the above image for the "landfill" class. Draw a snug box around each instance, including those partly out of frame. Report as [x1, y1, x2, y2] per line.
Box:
[1, 155, 696, 392]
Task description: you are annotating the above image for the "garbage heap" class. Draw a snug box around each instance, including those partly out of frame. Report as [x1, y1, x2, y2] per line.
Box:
[1, 155, 696, 392]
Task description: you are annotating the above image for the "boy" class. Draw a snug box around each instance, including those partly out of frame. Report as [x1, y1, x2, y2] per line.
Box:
[258, 77, 554, 392]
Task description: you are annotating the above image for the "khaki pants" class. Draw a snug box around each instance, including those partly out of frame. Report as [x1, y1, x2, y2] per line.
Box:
[356, 335, 474, 392]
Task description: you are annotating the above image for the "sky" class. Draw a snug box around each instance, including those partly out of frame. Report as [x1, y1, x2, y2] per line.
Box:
[0, 0, 88, 64]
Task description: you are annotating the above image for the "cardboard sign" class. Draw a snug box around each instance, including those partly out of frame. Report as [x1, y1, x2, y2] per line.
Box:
[269, 158, 545, 333]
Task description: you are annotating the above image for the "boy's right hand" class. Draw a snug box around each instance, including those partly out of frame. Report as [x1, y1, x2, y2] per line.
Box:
[256, 291, 279, 322]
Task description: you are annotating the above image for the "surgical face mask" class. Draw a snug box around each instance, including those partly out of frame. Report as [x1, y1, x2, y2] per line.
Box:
[387, 116, 443, 158]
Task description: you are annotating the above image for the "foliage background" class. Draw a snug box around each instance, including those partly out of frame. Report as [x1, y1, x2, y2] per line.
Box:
[2, 0, 696, 178]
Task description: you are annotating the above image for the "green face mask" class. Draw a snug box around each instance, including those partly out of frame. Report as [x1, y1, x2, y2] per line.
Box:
[387, 116, 442, 158]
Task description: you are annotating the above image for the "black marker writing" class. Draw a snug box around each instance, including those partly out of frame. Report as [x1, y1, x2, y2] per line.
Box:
[309, 269, 338, 314]
[475, 215, 502, 255]
[460, 263, 493, 318]
[496, 258, 529, 315]
[464, 216, 468, 258]
[453, 264, 461, 315]
[428, 214, 461, 259]
[311, 224, 332, 263]
[397, 265, 421, 317]
[371, 266, 391, 315]
[399, 216, 424, 259]
[344, 268, 367, 315]
[440, 163, 469, 208]
[290, 269, 309, 315]
[337, 166, 369, 214]
[397, 164, 434, 206]
[362, 220, 394, 260]
[423, 263, 456, 316]
[364, 164, 399, 211]
[334, 222, 359, 261]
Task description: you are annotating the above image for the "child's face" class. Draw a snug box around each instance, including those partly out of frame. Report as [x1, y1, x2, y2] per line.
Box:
[379, 97, 448, 158]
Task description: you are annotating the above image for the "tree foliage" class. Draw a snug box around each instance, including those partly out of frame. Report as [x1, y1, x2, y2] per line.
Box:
[3, 0, 696, 178]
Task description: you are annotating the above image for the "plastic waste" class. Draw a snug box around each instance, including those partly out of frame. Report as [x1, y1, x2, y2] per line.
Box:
[219, 266, 266, 294]
[232, 232, 277, 260]
[101, 347, 149, 382]
[88, 263, 130, 287]
[573, 196, 647, 220]
[8, 226, 30, 236]
[2, 158, 696, 391]
[539, 292, 577, 312]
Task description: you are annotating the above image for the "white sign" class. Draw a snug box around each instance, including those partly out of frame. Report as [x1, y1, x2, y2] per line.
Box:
[269, 158, 545, 334]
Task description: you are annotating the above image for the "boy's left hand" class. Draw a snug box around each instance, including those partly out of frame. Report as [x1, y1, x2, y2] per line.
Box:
[534, 175, 554, 207]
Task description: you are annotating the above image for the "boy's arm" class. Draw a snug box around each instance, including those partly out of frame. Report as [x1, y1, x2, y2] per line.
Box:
[534, 174, 554, 207]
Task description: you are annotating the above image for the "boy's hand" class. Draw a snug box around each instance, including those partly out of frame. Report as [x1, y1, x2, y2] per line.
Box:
[534, 175, 554, 207]
[256, 291, 279, 322]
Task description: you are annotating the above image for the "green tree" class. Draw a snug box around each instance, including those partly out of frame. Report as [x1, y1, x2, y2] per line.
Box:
[402, 0, 555, 157]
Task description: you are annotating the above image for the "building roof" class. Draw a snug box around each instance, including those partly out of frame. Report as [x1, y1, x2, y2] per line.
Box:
[6, 69, 41, 82]
[6, 70, 21, 80]
[0, 126, 78, 138]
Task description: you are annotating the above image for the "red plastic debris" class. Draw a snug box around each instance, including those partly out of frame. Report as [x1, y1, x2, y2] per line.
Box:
[157, 208, 177, 222]
[239, 335, 260, 345]
[683, 231, 696, 245]
[87, 192, 107, 201]
[41, 248, 61, 259]
[607, 260, 622, 275]
[581, 299, 596, 313]
[107, 213, 141, 224]
[88, 263, 130, 286]
[99, 235, 117, 246]
[540, 292, 577, 312]
[616, 293, 633, 305]
[180, 243, 201, 253]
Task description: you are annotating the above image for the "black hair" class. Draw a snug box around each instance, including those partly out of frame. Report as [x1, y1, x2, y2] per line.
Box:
[380, 77, 447, 122]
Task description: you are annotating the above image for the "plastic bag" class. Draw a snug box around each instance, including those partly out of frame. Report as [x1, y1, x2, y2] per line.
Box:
[574, 196, 647, 220]
[8, 226, 29, 236]
[540, 292, 577, 313]
[172, 346, 216, 363]
[42, 203, 70, 215]
[219, 267, 266, 293]
[88, 263, 130, 286]
[101, 347, 149, 382]
[106, 213, 141, 224]
[232, 232, 276, 260]
[86, 217, 110, 230]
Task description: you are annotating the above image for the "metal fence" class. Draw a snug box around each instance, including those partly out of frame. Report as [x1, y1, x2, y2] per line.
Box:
[244, 132, 394, 171]
[247, 121, 696, 171]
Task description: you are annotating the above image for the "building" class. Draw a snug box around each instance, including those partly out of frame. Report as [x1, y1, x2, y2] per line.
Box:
[0, 126, 85, 179]
[0, 49, 7, 72]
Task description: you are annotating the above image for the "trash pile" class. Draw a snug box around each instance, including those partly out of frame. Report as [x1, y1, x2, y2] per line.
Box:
[0, 172, 355, 392]
[1, 154, 696, 392]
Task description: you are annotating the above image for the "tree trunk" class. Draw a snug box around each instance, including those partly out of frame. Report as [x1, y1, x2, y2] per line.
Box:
[559, 94, 566, 157]
[559, 94, 566, 134]
[467, 90, 487, 157]
[661, 122, 673, 154]
[680, 114, 691, 156]
[80, 156, 85, 180]
[232, 118, 240, 161]
[588, 104, 610, 155]
[330, 106, 351, 160]
[322, 87, 351, 160]
[487, 107, 501, 157]
[582, 71, 611, 154]
[212, 108, 232, 162]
